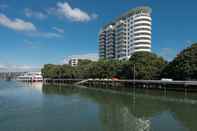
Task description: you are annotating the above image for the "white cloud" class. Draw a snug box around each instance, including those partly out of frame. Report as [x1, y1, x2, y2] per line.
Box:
[52, 27, 65, 33]
[64, 53, 98, 64]
[52, 2, 97, 22]
[0, 13, 62, 38]
[24, 8, 47, 20]
[0, 13, 37, 31]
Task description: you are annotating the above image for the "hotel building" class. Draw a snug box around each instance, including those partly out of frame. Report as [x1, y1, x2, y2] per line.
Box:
[99, 6, 152, 60]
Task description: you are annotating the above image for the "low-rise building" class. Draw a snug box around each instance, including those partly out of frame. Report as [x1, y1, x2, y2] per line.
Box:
[69, 58, 79, 66]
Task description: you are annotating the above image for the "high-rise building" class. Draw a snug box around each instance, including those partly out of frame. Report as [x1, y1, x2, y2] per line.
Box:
[99, 6, 152, 60]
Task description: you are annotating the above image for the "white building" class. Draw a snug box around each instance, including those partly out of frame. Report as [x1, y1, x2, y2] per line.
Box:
[69, 58, 79, 66]
[99, 6, 152, 60]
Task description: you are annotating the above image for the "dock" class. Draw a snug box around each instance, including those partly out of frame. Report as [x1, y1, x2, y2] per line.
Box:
[43, 79, 197, 92]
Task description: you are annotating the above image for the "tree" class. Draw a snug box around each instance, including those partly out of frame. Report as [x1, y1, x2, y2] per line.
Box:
[78, 59, 93, 66]
[162, 43, 197, 80]
[119, 52, 167, 80]
[42, 64, 62, 78]
[42, 52, 166, 80]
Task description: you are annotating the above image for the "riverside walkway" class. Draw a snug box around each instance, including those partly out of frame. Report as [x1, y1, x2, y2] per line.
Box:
[44, 79, 197, 92]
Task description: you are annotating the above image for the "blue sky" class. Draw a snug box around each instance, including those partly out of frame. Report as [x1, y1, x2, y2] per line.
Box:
[0, 0, 197, 71]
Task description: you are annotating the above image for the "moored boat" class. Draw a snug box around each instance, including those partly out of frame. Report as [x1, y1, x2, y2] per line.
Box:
[17, 72, 43, 82]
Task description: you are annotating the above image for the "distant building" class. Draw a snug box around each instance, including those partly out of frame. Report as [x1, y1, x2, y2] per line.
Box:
[99, 6, 152, 60]
[69, 58, 79, 66]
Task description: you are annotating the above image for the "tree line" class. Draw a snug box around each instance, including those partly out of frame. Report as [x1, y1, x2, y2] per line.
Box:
[42, 43, 197, 80]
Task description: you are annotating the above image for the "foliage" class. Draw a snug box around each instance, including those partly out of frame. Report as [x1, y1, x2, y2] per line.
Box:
[117, 52, 167, 80]
[161, 43, 197, 80]
[42, 53, 166, 80]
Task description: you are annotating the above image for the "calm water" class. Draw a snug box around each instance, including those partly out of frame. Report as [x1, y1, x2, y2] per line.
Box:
[0, 81, 197, 131]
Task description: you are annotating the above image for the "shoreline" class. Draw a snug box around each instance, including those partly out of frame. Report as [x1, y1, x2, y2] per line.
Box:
[43, 78, 197, 92]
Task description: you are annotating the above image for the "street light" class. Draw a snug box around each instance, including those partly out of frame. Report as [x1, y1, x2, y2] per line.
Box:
[133, 63, 135, 87]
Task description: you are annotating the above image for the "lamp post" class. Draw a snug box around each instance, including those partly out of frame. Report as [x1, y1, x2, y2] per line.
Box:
[133, 63, 135, 88]
[132, 63, 136, 112]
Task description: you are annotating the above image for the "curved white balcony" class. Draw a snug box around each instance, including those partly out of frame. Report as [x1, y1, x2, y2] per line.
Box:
[133, 48, 151, 52]
[133, 39, 151, 44]
[134, 20, 151, 26]
[133, 35, 151, 39]
[133, 30, 151, 35]
[131, 44, 151, 48]
[134, 16, 152, 21]
[133, 25, 151, 30]
[129, 48, 151, 54]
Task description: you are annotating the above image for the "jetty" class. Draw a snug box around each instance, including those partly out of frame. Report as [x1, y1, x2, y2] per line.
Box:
[44, 78, 197, 92]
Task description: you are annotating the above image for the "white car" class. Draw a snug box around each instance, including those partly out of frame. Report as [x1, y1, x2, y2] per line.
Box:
[161, 78, 173, 81]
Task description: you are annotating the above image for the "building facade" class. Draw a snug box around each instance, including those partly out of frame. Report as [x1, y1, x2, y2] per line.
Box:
[99, 6, 152, 60]
[69, 58, 79, 66]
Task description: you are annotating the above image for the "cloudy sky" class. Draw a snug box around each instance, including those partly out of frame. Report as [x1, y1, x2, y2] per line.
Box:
[0, 0, 197, 72]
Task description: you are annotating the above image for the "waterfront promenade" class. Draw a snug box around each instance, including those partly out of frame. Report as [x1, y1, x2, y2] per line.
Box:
[44, 78, 197, 92]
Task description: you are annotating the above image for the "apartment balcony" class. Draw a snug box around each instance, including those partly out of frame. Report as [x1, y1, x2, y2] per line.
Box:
[115, 38, 127, 42]
[99, 39, 105, 43]
[130, 44, 151, 49]
[99, 34, 105, 37]
[106, 53, 115, 56]
[116, 43, 127, 48]
[116, 49, 127, 54]
[115, 29, 126, 34]
[106, 41, 114, 45]
[99, 49, 105, 52]
[133, 13, 151, 18]
[133, 39, 151, 44]
[116, 46, 127, 50]
[99, 52, 105, 55]
[131, 48, 151, 53]
[134, 20, 151, 26]
[115, 35, 127, 39]
[133, 30, 151, 35]
[99, 46, 105, 50]
[133, 25, 151, 30]
[133, 34, 151, 40]
[133, 16, 151, 22]
[99, 37, 105, 40]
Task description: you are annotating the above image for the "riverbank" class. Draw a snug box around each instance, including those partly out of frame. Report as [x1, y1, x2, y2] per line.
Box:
[43, 78, 197, 92]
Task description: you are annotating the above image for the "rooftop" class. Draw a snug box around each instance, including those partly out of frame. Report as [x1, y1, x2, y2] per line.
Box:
[102, 6, 152, 29]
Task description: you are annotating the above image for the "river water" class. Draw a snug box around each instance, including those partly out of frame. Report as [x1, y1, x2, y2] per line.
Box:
[0, 81, 197, 131]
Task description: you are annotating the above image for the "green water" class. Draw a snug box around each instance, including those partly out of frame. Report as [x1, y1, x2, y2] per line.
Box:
[0, 81, 197, 131]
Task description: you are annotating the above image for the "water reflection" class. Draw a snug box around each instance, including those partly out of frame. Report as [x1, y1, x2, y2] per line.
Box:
[42, 85, 197, 131]
[17, 82, 43, 91]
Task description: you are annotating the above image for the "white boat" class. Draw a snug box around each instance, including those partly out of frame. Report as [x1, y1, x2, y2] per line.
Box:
[17, 72, 43, 82]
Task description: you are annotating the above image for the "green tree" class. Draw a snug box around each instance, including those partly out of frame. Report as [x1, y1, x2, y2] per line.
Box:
[162, 43, 197, 80]
[118, 52, 166, 80]
[42, 52, 166, 80]
[42, 64, 62, 78]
